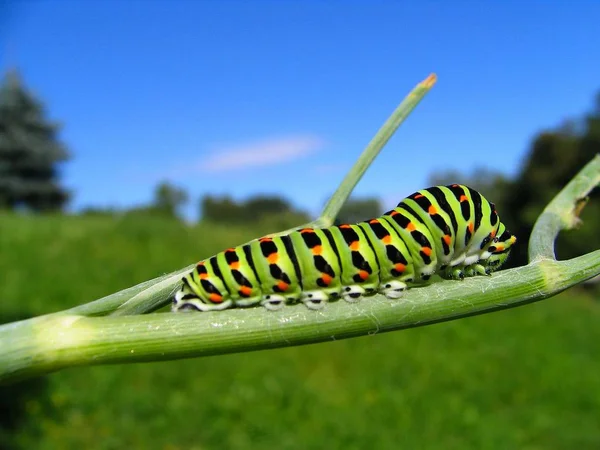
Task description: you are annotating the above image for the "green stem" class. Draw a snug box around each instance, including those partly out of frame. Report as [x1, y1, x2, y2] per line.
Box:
[65, 271, 189, 316]
[2, 250, 598, 385]
[284, 73, 437, 233]
[312, 73, 437, 229]
[77, 73, 438, 317]
[1, 83, 599, 386]
[2, 157, 599, 385]
[528, 153, 600, 262]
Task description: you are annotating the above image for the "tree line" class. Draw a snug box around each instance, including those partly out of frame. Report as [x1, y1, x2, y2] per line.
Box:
[1, 69, 599, 268]
[0, 69, 383, 225]
[429, 95, 600, 267]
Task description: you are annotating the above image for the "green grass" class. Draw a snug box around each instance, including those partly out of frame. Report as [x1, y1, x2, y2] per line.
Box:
[1, 213, 599, 449]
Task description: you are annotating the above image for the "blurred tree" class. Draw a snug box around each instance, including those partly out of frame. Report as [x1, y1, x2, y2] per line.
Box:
[335, 197, 383, 225]
[152, 181, 189, 218]
[200, 194, 308, 224]
[201, 195, 242, 223]
[0, 69, 70, 211]
[427, 91, 600, 269]
[505, 99, 600, 267]
[242, 195, 292, 219]
[80, 206, 118, 216]
[122, 182, 189, 220]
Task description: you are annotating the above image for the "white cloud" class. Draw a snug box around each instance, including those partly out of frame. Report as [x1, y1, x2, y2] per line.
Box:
[201, 135, 325, 172]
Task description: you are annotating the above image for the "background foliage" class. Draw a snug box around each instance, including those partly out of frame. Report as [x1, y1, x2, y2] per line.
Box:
[1, 213, 599, 449]
[429, 96, 600, 269]
[0, 72, 599, 449]
[0, 71, 70, 212]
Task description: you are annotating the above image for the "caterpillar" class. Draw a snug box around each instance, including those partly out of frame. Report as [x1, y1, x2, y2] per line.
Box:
[172, 184, 516, 312]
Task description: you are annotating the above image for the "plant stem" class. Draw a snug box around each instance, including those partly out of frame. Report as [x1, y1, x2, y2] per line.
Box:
[1, 81, 598, 386]
[2, 249, 598, 385]
[2, 156, 599, 384]
[529, 153, 600, 262]
[80, 73, 438, 317]
[292, 73, 437, 232]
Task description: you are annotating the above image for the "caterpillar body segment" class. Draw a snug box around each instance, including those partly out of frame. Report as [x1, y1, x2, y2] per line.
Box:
[173, 185, 517, 312]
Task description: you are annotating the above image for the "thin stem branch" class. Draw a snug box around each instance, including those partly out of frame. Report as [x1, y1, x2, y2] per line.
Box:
[1, 156, 599, 385]
[71, 73, 438, 317]
[288, 73, 437, 233]
[528, 154, 600, 262]
[2, 250, 598, 385]
[1, 74, 598, 387]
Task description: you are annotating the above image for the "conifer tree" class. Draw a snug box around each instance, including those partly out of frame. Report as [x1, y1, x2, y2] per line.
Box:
[0, 69, 70, 211]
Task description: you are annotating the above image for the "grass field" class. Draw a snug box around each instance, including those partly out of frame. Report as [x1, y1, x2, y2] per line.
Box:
[1, 213, 599, 449]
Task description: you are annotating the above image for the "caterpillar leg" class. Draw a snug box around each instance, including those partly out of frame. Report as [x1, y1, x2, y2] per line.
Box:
[379, 280, 407, 299]
[451, 268, 465, 280]
[260, 294, 287, 311]
[301, 290, 329, 310]
[341, 285, 366, 303]
[438, 265, 465, 280]
[463, 263, 491, 277]
[440, 261, 491, 280]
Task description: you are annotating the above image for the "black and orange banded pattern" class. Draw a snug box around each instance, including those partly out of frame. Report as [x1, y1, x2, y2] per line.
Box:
[174, 185, 516, 311]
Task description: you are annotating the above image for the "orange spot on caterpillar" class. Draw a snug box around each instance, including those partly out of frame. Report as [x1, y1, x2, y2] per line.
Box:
[382, 235, 392, 244]
[451, 183, 459, 187]
[239, 286, 252, 296]
[199, 273, 209, 280]
[259, 237, 272, 243]
[209, 293, 223, 303]
[406, 222, 416, 231]
[277, 281, 289, 291]
[358, 270, 369, 281]
[267, 252, 279, 264]
[443, 235, 452, 245]
[390, 211, 399, 216]
[394, 263, 406, 273]
[320, 273, 332, 286]
[300, 228, 314, 234]
[495, 245, 505, 252]
[460, 195, 468, 202]
[312, 245, 323, 255]
[350, 241, 360, 251]
[428, 205, 437, 215]
[414, 194, 424, 199]
[491, 229, 497, 238]
[339, 224, 351, 229]
[225, 248, 236, 253]
[421, 247, 432, 257]
[369, 219, 379, 224]
[468, 222, 474, 233]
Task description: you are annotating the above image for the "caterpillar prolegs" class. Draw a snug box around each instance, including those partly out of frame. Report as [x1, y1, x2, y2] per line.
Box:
[172, 184, 517, 312]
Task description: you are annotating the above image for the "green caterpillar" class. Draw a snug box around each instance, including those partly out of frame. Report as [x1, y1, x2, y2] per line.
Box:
[172, 184, 516, 312]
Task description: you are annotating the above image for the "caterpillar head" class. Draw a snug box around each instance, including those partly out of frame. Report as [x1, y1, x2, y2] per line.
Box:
[485, 224, 517, 271]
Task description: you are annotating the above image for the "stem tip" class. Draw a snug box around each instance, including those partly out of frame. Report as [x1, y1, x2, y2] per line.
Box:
[421, 73, 437, 88]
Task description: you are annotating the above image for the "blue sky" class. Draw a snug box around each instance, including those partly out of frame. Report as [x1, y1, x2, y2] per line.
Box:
[2, 1, 600, 219]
